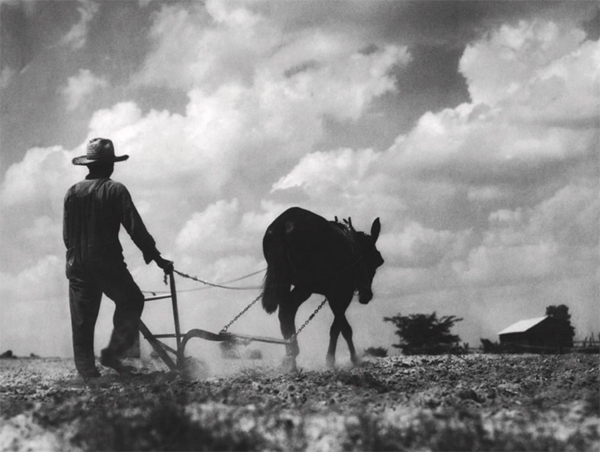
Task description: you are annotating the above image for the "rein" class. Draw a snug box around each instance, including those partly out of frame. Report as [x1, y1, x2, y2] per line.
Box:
[164, 267, 327, 341]
[172, 268, 264, 290]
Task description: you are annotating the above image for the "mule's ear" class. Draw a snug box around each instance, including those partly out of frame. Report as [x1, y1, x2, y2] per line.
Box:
[371, 218, 381, 242]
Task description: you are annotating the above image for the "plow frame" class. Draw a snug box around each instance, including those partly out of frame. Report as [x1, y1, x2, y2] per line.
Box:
[139, 272, 289, 372]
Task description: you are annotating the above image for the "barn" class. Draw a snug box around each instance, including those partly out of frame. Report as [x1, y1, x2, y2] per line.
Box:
[498, 315, 568, 351]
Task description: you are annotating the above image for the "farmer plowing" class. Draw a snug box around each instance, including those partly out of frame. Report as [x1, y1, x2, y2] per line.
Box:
[64, 138, 384, 378]
[63, 138, 173, 380]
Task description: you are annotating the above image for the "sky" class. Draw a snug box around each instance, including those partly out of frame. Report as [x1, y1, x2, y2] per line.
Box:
[1, 0, 599, 364]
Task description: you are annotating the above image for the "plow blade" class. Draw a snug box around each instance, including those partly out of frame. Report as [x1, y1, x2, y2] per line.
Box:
[183, 329, 290, 345]
[184, 329, 230, 342]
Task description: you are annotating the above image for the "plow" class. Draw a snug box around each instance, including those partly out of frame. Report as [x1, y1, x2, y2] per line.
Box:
[139, 269, 326, 373]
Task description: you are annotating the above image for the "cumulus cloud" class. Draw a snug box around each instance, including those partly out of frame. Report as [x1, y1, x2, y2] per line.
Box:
[134, 1, 272, 90]
[378, 21, 599, 209]
[458, 240, 561, 287]
[378, 223, 471, 269]
[486, 183, 600, 249]
[456, 182, 599, 287]
[61, 0, 99, 50]
[62, 69, 108, 111]
[272, 148, 378, 197]
[461, 20, 599, 132]
[135, 1, 408, 96]
[0, 145, 76, 210]
[0, 255, 71, 357]
[460, 21, 587, 105]
[0, 146, 78, 273]
[267, 17, 598, 303]
[1, 4, 598, 356]
[89, 5, 407, 205]
[176, 199, 245, 257]
[1, 0, 408, 352]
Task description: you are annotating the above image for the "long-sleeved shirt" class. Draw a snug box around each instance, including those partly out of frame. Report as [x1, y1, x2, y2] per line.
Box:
[63, 178, 160, 268]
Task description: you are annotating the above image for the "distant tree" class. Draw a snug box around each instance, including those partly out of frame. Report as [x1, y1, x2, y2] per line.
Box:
[546, 304, 575, 348]
[480, 338, 498, 353]
[384, 312, 463, 355]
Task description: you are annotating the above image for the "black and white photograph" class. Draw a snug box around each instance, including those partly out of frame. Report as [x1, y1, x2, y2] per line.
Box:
[1, 0, 598, 450]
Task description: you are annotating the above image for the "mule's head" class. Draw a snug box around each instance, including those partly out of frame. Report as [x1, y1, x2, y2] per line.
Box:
[355, 218, 384, 304]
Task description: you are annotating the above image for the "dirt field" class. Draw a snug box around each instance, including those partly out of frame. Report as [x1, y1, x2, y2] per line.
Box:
[1, 353, 598, 451]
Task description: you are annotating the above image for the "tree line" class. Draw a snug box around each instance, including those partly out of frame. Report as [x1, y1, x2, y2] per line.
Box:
[364, 304, 594, 357]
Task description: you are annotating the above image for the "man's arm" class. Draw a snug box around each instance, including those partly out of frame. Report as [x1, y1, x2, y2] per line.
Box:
[115, 183, 173, 272]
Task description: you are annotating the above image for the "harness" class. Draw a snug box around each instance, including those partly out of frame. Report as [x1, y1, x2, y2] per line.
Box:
[331, 223, 370, 293]
[283, 223, 366, 288]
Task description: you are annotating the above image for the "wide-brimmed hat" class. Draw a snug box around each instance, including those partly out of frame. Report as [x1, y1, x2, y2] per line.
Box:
[72, 138, 129, 166]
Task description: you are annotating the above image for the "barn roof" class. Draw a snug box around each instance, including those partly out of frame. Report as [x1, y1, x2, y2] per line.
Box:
[498, 316, 548, 335]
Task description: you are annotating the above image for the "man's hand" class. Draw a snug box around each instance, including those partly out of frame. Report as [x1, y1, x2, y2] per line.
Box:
[154, 256, 174, 274]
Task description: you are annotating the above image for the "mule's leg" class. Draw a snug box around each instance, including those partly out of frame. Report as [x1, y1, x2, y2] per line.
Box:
[326, 317, 342, 369]
[338, 314, 360, 365]
[327, 314, 359, 367]
[278, 300, 299, 359]
[326, 293, 356, 368]
[278, 287, 311, 372]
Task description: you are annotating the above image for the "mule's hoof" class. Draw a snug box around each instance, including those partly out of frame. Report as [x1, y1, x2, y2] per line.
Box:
[281, 356, 298, 373]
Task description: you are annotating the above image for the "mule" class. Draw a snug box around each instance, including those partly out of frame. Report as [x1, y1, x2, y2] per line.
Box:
[262, 207, 384, 371]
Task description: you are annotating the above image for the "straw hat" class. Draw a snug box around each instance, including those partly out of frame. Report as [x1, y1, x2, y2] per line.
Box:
[72, 138, 129, 165]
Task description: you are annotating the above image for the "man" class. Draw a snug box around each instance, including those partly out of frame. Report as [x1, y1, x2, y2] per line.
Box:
[63, 138, 173, 378]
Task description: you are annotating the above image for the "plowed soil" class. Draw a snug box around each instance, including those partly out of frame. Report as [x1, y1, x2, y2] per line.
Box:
[1, 353, 598, 451]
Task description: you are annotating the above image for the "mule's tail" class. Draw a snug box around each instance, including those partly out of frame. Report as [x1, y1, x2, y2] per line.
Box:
[261, 266, 288, 314]
[262, 231, 291, 314]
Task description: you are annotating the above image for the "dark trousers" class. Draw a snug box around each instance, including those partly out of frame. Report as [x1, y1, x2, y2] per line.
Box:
[68, 259, 144, 374]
